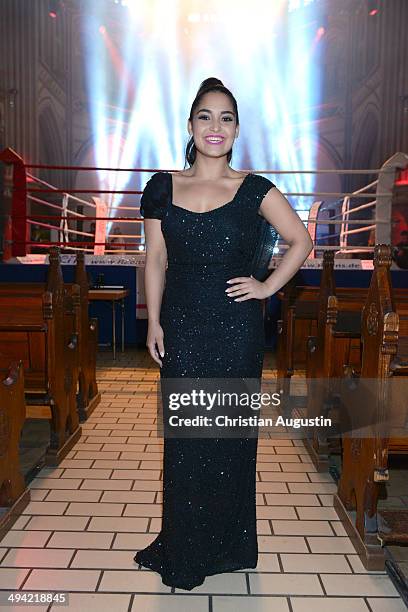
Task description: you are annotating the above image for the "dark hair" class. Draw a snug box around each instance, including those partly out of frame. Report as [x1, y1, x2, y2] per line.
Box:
[184, 77, 239, 168]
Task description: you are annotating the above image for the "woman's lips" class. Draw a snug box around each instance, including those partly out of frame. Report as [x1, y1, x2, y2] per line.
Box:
[204, 136, 225, 145]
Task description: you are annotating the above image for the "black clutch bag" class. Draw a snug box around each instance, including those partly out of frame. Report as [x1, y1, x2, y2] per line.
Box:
[250, 216, 279, 282]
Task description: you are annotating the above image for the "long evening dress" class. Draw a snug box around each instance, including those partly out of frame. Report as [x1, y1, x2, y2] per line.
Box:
[134, 170, 276, 590]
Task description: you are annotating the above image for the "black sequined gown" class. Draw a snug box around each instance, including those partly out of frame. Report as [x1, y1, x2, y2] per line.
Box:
[134, 171, 276, 590]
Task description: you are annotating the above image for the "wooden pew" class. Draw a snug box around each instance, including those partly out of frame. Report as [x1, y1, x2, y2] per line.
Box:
[0, 252, 100, 422]
[303, 250, 408, 470]
[334, 244, 408, 570]
[67, 253, 100, 420]
[0, 248, 81, 464]
[0, 360, 30, 537]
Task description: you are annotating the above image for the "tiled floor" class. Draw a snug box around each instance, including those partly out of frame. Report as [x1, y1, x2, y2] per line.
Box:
[0, 350, 406, 611]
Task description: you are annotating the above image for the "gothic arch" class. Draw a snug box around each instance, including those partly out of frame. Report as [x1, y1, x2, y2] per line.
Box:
[38, 104, 65, 187]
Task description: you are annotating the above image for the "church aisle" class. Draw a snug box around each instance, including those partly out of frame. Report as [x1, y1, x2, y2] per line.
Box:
[0, 350, 405, 612]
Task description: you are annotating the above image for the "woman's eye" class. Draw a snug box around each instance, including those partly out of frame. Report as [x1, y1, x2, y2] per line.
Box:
[198, 115, 209, 120]
[223, 117, 233, 121]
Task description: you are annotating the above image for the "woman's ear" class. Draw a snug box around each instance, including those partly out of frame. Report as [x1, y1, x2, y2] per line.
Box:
[187, 118, 193, 137]
[235, 125, 240, 139]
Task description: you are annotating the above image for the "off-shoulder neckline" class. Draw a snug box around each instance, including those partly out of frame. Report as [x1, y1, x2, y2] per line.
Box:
[166, 171, 253, 215]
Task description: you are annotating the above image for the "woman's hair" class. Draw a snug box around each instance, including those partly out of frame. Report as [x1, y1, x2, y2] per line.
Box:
[184, 77, 239, 168]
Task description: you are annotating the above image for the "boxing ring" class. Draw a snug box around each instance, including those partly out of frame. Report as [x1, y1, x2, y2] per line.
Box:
[0, 147, 407, 343]
[1, 147, 407, 262]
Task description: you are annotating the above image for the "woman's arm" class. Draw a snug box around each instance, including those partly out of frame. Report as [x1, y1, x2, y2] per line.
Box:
[144, 218, 167, 365]
[259, 186, 313, 297]
[226, 186, 313, 302]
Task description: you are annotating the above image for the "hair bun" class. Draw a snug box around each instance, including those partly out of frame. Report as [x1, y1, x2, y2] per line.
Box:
[198, 77, 224, 93]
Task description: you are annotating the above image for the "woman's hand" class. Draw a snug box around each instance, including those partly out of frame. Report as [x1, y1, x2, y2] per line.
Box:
[225, 275, 271, 301]
[146, 322, 165, 367]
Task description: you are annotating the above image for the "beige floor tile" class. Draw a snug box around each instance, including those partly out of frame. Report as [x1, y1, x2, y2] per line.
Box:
[24, 569, 100, 592]
[174, 572, 247, 594]
[307, 537, 356, 553]
[258, 535, 308, 553]
[22, 501, 68, 515]
[99, 570, 171, 593]
[149, 518, 161, 532]
[24, 516, 88, 531]
[257, 507, 297, 520]
[289, 482, 338, 494]
[71, 550, 139, 569]
[101, 490, 155, 503]
[0, 531, 52, 550]
[113, 533, 160, 550]
[29, 489, 48, 501]
[249, 573, 323, 595]
[321, 574, 399, 596]
[281, 553, 350, 573]
[296, 507, 339, 520]
[113, 469, 161, 480]
[121, 451, 162, 460]
[84, 436, 128, 444]
[46, 490, 102, 502]
[258, 482, 289, 493]
[80, 479, 133, 490]
[257, 520, 272, 535]
[265, 493, 320, 506]
[105, 444, 145, 452]
[93, 460, 142, 469]
[29, 478, 82, 490]
[0, 568, 29, 589]
[65, 502, 124, 516]
[132, 481, 162, 491]
[254, 553, 280, 572]
[257, 473, 309, 483]
[256, 464, 284, 472]
[280, 463, 316, 472]
[259, 455, 306, 465]
[1, 548, 74, 568]
[47, 532, 114, 549]
[272, 520, 333, 536]
[123, 504, 162, 517]
[131, 594, 209, 612]
[88, 517, 148, 532]
[50, 593, 131, 611]
[290, 597, 369, 612]
[61, 469, 113, 479]
[75, 451, 121, 459]
[59, 459, 94, 469]
[367, 598, 408, 612]
[74, 443, 103, 451]
[213, 596, 289, 612]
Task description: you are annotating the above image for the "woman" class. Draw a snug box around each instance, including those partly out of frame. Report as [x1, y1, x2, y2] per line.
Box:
[134, 78, 313, 590]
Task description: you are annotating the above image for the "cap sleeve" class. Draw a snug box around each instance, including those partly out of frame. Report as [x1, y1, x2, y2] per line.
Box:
[252, 174, 276, 211]
[139, 172, 170, 220]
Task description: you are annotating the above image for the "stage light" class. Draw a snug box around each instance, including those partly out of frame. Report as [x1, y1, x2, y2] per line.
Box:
[83, 0, 321, 222]
[48, 0, 59, 18]
[368, 1, 379, 16]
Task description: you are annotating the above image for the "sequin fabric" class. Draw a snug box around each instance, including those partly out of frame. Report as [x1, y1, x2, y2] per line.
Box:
[134, 171, 276, 590]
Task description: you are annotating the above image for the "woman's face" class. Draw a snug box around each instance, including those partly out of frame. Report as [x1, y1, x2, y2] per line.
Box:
[188, 91, 239, 161]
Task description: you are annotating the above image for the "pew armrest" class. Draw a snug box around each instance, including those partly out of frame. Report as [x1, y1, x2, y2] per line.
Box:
[0, 324, 46, 332]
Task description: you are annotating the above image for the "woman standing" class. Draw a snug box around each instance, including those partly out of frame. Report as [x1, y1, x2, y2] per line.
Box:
[134, 78, 313, 590]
